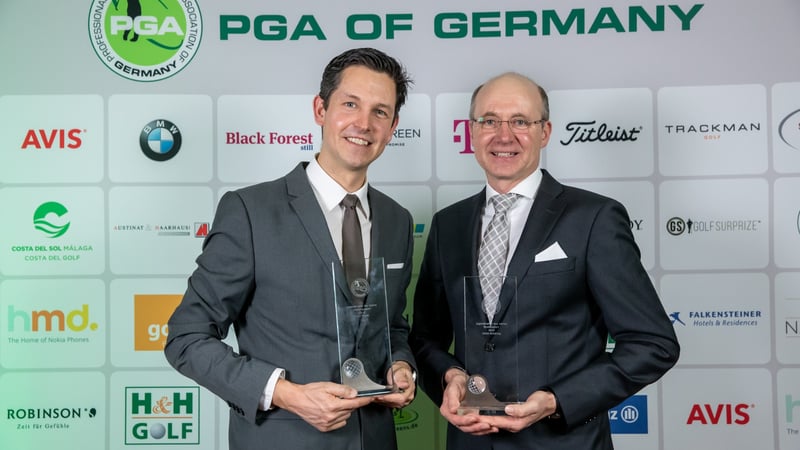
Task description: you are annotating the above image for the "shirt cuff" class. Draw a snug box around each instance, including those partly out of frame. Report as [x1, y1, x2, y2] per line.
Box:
[259, 368, 286, 411]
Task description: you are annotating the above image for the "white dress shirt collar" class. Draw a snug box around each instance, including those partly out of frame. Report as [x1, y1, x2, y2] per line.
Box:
[306, 156, 370, 216]
[484, 168, 543, 207]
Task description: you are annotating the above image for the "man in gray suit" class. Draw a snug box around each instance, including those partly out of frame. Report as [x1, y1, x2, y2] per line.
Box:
[165, 48, 416, 450]
[409, 72, 679, 449]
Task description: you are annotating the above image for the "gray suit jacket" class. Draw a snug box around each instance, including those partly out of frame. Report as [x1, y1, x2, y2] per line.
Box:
[165, 162, 415, 450]
[410, 170, 679, 450]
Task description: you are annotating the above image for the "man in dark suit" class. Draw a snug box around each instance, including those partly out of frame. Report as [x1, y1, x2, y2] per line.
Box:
[165, 48, 416, 450]
[409, 72, 679, 449]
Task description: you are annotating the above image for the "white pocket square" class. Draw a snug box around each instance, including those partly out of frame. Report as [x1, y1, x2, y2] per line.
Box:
[386, 262, 404, 269]
[535, 242, 568, 262]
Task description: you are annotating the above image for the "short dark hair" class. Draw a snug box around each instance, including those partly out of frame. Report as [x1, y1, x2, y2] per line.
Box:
[318, 48, 412, 119]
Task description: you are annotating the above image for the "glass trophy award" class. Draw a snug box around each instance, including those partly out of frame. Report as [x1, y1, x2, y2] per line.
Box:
[333, 257, 396, 397]
[458, 275, 520, 415]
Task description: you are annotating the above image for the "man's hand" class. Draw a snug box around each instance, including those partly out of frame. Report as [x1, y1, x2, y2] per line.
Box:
[439, 368, 498, 436]
[271, 379, 373, 432]
[374, 361, 416, 409]
[483, 390, 558, 433]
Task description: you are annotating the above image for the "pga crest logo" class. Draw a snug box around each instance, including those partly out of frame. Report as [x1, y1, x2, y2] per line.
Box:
[88, 0, 202, 81]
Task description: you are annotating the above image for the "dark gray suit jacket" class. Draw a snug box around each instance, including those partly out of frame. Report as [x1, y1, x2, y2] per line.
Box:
[165, 162, 415, 450]
[410, 170, 679, 450]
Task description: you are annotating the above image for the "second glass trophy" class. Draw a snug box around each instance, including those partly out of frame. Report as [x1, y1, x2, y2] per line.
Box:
[458, 275, 521, 415]
[333, 257, 396, 397]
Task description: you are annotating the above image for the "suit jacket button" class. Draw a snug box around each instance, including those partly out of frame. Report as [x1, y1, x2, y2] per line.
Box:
[484, 342, 495, 352]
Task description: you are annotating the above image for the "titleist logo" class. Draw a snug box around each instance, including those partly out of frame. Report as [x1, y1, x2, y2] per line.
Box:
[560, 121, 642, 146]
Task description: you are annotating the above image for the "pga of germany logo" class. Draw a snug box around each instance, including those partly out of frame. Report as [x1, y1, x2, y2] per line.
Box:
[88, 0, 202, 82]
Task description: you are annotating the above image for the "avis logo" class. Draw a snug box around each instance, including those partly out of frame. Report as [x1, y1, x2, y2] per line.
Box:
[21, 129, 83, 149]
[687, 403, 752, 425]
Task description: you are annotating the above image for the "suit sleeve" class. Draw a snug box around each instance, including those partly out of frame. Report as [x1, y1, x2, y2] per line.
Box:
[548, 199, 680, 428]
[164, 191, 275, 424]
[409, 214, 463, 406]
[388, 210, 416, 369]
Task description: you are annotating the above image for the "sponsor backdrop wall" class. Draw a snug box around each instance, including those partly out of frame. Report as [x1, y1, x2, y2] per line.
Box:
[1, 0, 799, 449]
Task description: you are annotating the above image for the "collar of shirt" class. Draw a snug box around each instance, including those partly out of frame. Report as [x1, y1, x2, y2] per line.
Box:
[305, 156, 371, 260]
[482, 168, 543, 272]
[483, 168, 543, 212]
[306, 156, 370, 218]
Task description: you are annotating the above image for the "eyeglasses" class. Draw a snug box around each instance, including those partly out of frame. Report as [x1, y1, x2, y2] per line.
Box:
[472, 116, 547, 132]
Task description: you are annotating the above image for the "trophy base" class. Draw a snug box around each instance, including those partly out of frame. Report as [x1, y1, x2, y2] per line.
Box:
[458, 374, 522, 415]
[355, 386, 396, 397]
[341, 358, 396, 397]
[457, 402, 522, 416]
[457, 406, 506, 416]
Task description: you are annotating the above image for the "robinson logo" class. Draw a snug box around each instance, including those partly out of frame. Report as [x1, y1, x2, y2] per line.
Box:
[7, 406, 98, 431]
[88, 0, 202, 82]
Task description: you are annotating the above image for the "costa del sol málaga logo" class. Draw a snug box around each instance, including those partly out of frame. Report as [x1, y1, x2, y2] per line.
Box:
[33, 202, 71, 238]
[88, 0, 202, 82]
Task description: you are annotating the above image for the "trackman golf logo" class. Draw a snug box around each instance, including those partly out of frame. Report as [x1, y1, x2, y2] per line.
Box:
[88, 0, 202, 82]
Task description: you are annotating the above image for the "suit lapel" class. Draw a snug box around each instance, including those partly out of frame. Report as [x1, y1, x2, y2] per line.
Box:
[494, 170, 566, 323]
[465, 190, 488, 316]
[368, 187, 383, 260]
[285, 163, 345, 294]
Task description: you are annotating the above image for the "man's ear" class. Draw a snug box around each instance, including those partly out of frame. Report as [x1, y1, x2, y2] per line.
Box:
[313, 95, 326, 126]
[540, 120, 552, 147]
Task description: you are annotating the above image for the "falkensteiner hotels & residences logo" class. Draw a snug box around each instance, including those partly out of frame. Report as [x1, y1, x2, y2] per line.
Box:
[88, 0, 202, 82]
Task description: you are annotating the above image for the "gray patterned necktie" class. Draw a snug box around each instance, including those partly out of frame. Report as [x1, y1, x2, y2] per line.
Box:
[477, 193, 518, 323]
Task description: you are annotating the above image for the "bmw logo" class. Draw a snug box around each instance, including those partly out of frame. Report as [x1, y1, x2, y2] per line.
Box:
[140, 119, 182, 161]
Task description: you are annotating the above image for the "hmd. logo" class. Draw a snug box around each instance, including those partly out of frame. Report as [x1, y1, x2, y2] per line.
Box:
[7, 304, 99, 333]
[788, 395, 800, 423]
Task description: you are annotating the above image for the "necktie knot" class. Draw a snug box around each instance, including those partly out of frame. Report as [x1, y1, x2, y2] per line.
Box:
[342, 193, 360, 210]
[490, 193, 518, 216]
